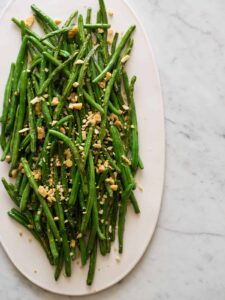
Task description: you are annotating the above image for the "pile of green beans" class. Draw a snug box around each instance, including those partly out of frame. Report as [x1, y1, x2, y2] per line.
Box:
[0, 0, 143, 285]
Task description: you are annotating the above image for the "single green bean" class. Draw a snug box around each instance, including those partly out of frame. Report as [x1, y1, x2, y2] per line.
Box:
[20, 182, 31, 211]
[118, 184, 134, 253]
[86, 241, 97, 285]
[83, 90, 104, 114]
[0, 63, 15, 149]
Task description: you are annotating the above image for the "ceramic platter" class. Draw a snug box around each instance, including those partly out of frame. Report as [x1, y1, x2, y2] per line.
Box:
[0, 0, 165, 295]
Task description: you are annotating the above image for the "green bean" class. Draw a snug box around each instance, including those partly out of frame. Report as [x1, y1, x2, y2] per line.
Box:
[21, 158, 61, 241]
[54, 248, 64, 280]
[99, 0, 108, 24]
[87, 241, 97, 285]
[11, 70, 28, 170]
[27, 80, 37, 153]
[118, 184, 134, 253]
[129, 76, 139, 171]
[138, 156, 144, 170]
[41, 27, 72, 41]
[0, 139, 10, 161]
[0, 63, 15, 149]
[79, 238, 87, 266]
[2, 178, 18, 206]
[99, 67, 121, 141]
[77, 44, 99, 102]
[80, 152, 95, 233]
[53, 115, 74, 128]
[19, 174, 28, 196]
[108, 101, 122, 116]
[93, 26, 135, 83]
[111, 33, 119, 56]
[93, 195, 105, 240]
[87, 218, 97, 256]
[38, 51, 78, 96]
[20, 182, 31, 211]
[83, 90, 104, 114]
[53, 163, 71, 276]
[84, 24, 110, 29]
[47, 222, 59, 264]
[31, 4, 59, 31]
[78, 14, 85, 43]
[86, 8, 92, 24]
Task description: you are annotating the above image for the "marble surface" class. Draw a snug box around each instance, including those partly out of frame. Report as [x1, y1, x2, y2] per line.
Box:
[0, 0, 225, 299]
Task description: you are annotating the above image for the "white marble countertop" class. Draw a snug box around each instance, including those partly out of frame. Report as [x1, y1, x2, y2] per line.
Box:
[1, 0, 225, 299]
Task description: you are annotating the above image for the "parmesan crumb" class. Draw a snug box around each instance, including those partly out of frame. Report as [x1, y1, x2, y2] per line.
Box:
[121, 55, 130, 64]
[98, 28, 104, 34]
[24, 16, 35, 28]
[38, 185, 48, 198]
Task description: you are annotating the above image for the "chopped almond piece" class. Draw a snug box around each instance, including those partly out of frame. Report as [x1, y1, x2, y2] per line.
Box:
[11, 169, 18, 178]
[24, 16, 35, 28]
[64, 159, 73, 168]
[68, 25, 79, 39]
[69, 103, 83, 110]
[5, 155, 11, 163]
[51, 97, 59, 106]
[54, 19, 62, 25]
[108, 9, 114, 17]
[108, 28, 113, 36]
[38, 186, 48, 198]
[75, 59, 84, 65]
[110, 184, 118, 191]
[105, 72, 112, 81]
[98, 81, 106, 89]
[121, 55, 130, 64]
[37, 126, 45, 140]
